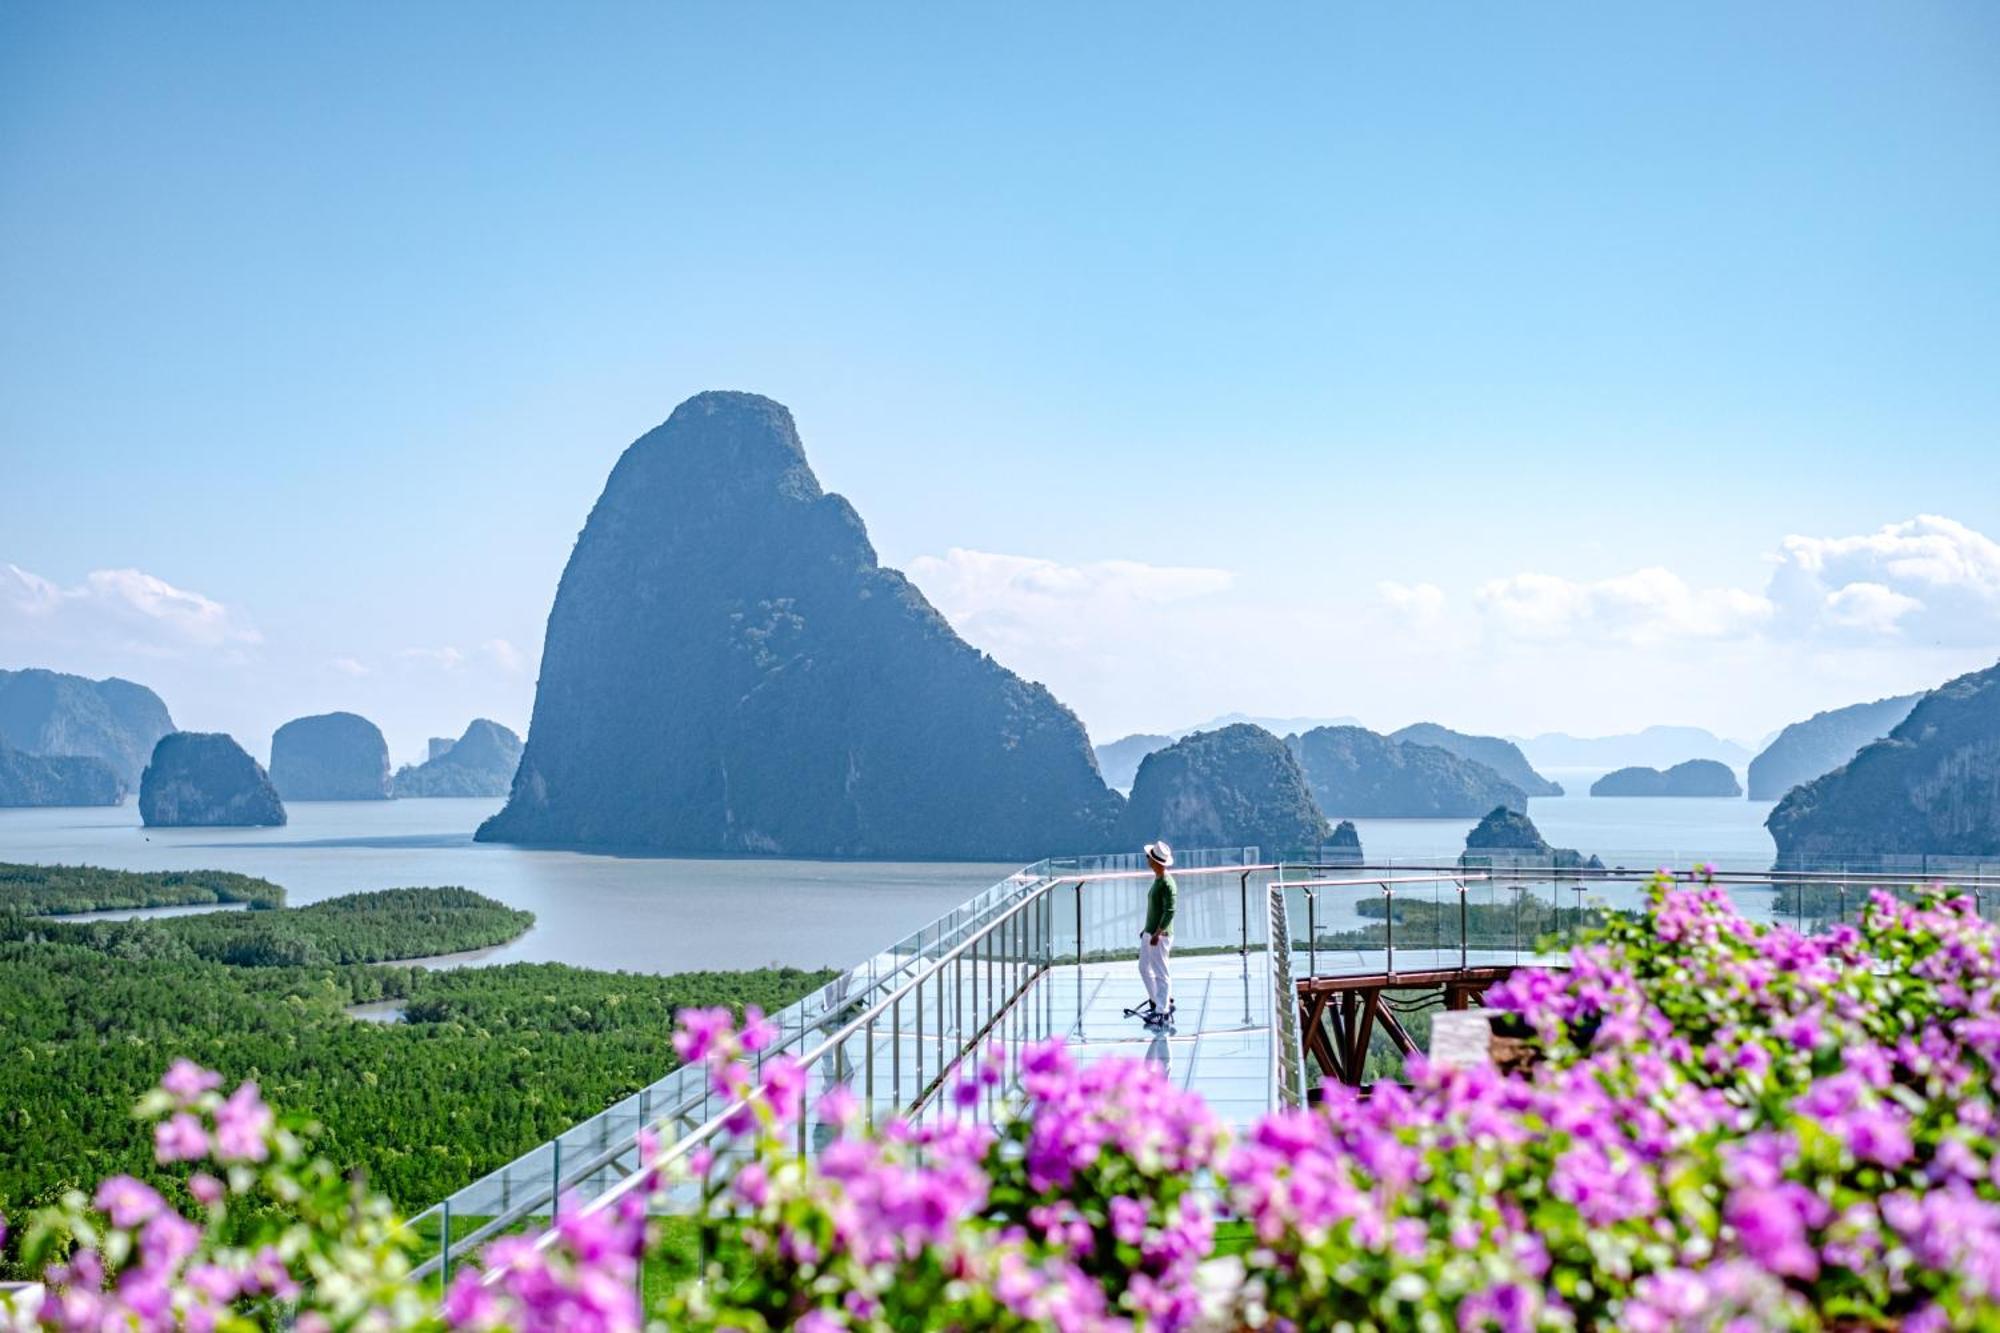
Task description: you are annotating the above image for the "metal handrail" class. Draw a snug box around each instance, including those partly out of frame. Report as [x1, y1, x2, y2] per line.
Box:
[1265, 883, 1305, 1109]
[416, 871, 1066, 1281]
[1278, 873, 1490, 890]
[1322, 861, 2000, 888]
[440, 859, 1280, 1281]
[918, 861, 1277, 1110]
[1289, 874, 1489, 981]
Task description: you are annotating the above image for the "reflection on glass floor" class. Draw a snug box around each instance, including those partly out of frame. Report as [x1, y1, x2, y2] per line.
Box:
[993, 952, 1280, 1128]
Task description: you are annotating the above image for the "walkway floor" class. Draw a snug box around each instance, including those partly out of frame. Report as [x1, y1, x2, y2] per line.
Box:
[1002, 952, 1278, 1127]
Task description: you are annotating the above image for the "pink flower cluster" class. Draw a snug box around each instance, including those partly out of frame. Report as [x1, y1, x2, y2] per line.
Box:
[444, 1200, 649, 1333]
[645, 1021, 1222, 1331]
[1227, 880, 2000, 1329]
[17, 1064, 309, 1333]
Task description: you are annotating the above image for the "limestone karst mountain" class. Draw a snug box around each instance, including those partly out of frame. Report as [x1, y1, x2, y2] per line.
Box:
[1461, 805, 1601, 869]
[140, 732, 286, 828]
[270, 712, 392, 801]
[1590, 760, 1742, 798]
[1389, 723, 1563, 797]
[1287, 726, 1527, 818]
[1767, 662, 2000, 863]
[394, 719, 524, 798]
[0, 737, 124, 807]
[476, 392, 1128, 858]
[1746, 692, 1923, 801]
[0, 668, 174, 788]
[1118, 724, 1331, 855]
[1093, 733, 1173, 792]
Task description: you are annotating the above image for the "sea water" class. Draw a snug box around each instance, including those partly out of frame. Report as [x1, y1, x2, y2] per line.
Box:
[0, 798, 1015, 975]
[0, 777, 1779, 976]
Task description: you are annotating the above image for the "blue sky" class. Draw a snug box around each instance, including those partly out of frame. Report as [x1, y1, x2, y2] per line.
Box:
[4, 3, 1998, 761]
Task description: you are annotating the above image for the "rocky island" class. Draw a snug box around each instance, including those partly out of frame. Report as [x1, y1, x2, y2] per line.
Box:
[1287, 725, 1527, 818]
[1590, 759, 1742, 798]
[1461, 805, 1601, 868]
[1767, 662, 2000, 863]
[0, 668, 174, 789]
[1746, 692, 1922, 801]
[1119, 724, 1330, 855]
[1390, 723, 1563, 796]
[139, 732, 287, 828]
[0, 737, 124, 807]
[1323, 818, 1363, 865]
[269, 712, 392, 801]
[476, 391, 1126, 858]
[394, 719, 523, 797]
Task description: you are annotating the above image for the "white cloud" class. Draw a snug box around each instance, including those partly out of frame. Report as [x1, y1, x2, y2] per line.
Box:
[1449, 516, 2000, 651]
[905, 548, 1233, 654]
[1767, 515, 2000, 644]
[909, 549, 1233, 611]
[1819, 582, 1924, 635]
[0, 562, 260, 659]
[480, 637, 528, 673]
[1475, 567, 1773, 645]
[1377, 580, 1447, 628]
[329, 656, 370, 677]
[397, 646, 466, 670]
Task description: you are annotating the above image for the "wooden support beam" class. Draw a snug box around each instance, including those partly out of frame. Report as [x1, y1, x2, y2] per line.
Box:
[1375, 1003, 1418, 1057]
[1298, 965, 1526, 996]
[1349, 990, 1379, 1084]
[1291, 964, 1544, 1087]
[1301, 992, 1344, 1087]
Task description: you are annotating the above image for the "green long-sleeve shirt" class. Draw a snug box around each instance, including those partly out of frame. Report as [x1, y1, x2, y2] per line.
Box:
[1143, 872, 1177, 936]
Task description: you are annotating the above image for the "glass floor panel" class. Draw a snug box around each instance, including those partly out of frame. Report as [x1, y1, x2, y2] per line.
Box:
[1002, 952, 1280, 1126]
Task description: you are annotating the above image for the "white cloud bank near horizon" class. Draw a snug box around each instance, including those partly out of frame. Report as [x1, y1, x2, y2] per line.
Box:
[0, 562, 536, 766]
[910, 515, 2000, 745]
[1, 563, 263, 657]
[1445, 516, 2000, 650]
[4, 515, 1995, 766]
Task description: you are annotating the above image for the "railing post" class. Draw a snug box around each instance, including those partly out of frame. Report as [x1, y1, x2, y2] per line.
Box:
[865, 1016, 876, 1128]
[891, 995, 901, 1111]
[915, 970, 924, 1098]
[1307, 887, 1317, 978]
[1075, 880, 1085, 964]
[551, 1140, 561, 1221]
[1240, 871, 1250, 958]
[1383, 882, 1394, 980]
[1458, 878, 1469, 971]
[440, 1198, 451, 1282]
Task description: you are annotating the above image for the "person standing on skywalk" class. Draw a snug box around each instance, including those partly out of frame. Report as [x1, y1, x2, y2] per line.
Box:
[1140, 841, 1176, 1029]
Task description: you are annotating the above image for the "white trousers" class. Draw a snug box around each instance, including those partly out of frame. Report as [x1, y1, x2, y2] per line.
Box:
[1138, 933, 1173, 1011]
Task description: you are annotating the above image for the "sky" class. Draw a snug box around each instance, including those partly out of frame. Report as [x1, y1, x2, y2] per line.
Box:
[3, 2, 1998, 764]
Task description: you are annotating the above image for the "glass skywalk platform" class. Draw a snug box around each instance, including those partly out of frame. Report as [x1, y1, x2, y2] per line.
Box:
[407, 846, 2000, 1281]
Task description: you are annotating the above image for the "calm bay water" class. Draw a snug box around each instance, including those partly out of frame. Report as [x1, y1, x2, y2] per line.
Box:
[0, 798, 1016, 975]
[1350, 768, 1779, 868]
[0, 776, 1779, 976]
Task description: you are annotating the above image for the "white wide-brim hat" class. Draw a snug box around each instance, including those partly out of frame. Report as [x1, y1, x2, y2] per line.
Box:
[1144, 841, 1174, 868]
